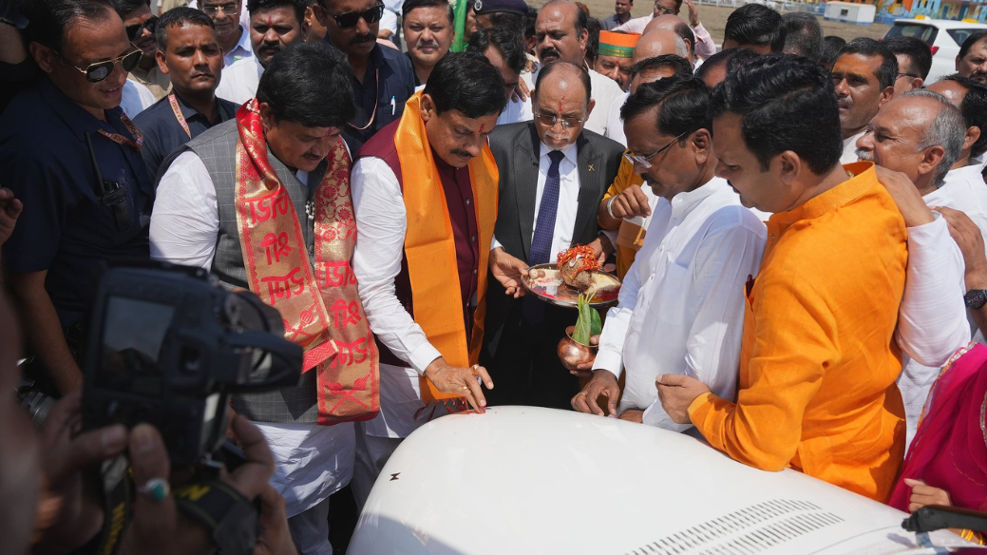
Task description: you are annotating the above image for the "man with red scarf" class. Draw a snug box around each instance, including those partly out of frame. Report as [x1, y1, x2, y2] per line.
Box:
[150, 42, 375, 554]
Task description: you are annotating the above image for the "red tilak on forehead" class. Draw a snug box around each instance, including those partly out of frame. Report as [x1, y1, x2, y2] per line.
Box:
[557, 97, 564, 113]
[478, 124, 487, 134]
[266, 16, 273, 25]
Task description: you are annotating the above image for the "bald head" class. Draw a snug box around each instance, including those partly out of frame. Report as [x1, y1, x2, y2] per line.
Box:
[534, 0, 589, 66]
[632, 29, 689, 64]
[533, 61, 595, 148]
[642, 14, 694, 60]
[855, 92, 965, 190]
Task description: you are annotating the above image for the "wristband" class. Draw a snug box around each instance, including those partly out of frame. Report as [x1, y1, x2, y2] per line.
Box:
[606, 196, 617, 220]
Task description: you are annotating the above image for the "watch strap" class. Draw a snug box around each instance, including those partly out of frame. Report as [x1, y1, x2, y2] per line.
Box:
[174, 480, 259, 554]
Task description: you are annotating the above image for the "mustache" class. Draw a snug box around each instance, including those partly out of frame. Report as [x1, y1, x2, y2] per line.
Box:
[539, 47, 560, 60]
[416, 40, 439, 48]
[451, 149, 473, 158]
[351, 33, 375, 45]
[855, 149, 872, 161]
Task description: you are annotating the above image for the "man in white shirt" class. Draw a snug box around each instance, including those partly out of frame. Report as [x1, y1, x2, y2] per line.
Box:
[572, 75, 765, 426]
[466, 26, 532, 126]
[149, 44, 369, 554]
[532, 0, 623, 136]
[200, 0, 255, 66]
[482, 61, 625, 408]
[831, 38, 896, 164]
[927, 75, 987, 199]
[856, 90, 975, 448]
[613, 0, 715, 58]
[216, 0, 303, 104]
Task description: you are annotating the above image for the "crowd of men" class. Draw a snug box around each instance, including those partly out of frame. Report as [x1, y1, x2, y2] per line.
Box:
[2, 0, 987, 551]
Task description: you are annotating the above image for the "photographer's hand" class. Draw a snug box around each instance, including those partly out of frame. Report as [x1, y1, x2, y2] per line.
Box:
[254, 485, 298, 555]
[35, 391, 129, 555]
[119, 415, 279, 555]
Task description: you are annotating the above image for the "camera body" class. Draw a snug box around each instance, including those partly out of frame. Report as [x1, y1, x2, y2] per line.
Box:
[82, 264, 302, 466]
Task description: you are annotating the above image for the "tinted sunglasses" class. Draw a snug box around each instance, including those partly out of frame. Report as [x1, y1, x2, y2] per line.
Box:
[328, 3, 384, 28]
[126, 15, 158, 41]
[59, 48, 143, 83]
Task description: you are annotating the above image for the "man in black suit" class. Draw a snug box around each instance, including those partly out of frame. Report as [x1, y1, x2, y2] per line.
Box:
[484, 60, 625, 409]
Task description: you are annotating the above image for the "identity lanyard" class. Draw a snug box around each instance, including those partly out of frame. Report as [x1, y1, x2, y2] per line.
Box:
[97, 112, 144, 151]
[168, 93, 192, 139]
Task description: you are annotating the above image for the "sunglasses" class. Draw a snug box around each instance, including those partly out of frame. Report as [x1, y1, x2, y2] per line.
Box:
[624, 131, 688, 168]
[535, 111, 585, 129]
[58, 48, 143, 83]
[201, 2, 239, 16]
[126, 15, 158, 41]
[327, 3, 384, 28]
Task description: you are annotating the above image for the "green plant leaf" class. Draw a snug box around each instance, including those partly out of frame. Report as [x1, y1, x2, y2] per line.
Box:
[572, 293, 592, 345]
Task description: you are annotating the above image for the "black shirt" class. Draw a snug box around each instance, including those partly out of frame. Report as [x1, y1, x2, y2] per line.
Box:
[134, 93, 238, 181]
[0, 78, 154, 326]
[335, 42, 415, 149]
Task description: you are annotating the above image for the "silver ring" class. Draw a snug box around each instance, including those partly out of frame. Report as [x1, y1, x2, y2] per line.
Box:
[139, 477, 170, 501]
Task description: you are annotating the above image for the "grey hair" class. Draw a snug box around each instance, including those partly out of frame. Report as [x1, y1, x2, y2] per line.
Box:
[903, 89, 965, 187]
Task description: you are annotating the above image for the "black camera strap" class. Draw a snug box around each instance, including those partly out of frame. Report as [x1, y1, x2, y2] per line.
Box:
[173, 480, 260, 554]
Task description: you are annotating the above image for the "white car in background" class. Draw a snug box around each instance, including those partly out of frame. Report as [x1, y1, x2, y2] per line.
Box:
[349, 406, 984, 554]
[884, 17, 987, 83]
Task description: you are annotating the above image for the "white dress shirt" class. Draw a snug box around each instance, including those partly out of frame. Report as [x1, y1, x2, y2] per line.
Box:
[593, 177, 766, 430]
[605, 90, 629, 146]
[222, 24, 255, 68]
[497, 96, 533, 126]
[120, 79, 156, 119]
[894, 212, 970, 450]
[840, 130, 865, 165]
[586, 69, 625, 136]
[350, 156, 449, 438]
[491, 141, 581, 259]
[217, 55, 263, 105]
[149, 150, 310, 268]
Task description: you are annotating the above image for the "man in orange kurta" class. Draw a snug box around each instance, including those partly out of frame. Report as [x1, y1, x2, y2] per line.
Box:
[657, 56, 908, 502]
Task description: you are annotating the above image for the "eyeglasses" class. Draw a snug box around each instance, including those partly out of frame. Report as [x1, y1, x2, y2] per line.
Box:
[126, 15, 158, 41]
[201, 2, 239, 16]
[896, 72, 920, 80]
[624, 131, 688, 168]
[327, 3, 385, 28]
[653, 1, 675, 14]
[534, 111, 585, 129]
[57, 48, 143, 83]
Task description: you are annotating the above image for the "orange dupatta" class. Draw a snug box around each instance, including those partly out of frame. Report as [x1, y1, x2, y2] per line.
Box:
[233, 100, 379, 424]
[393, 92, 498, 402]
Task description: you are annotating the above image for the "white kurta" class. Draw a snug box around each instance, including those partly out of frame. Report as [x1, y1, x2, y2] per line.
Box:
[592, 177, 766, 430]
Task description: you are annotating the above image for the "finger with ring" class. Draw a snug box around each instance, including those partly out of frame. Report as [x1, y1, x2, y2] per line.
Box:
[139, 477, 171, 502]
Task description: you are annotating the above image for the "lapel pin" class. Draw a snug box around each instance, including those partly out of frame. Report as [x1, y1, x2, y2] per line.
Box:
[587, 164, 596, 172]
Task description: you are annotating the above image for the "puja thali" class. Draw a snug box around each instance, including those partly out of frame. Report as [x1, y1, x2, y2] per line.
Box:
[519, 264, 621, 309]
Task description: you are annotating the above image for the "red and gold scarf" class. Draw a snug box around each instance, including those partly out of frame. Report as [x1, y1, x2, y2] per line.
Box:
[234, 99, 379, 424]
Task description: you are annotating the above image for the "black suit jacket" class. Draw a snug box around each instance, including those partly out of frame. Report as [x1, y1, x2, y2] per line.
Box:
[483, 121, 624, 359]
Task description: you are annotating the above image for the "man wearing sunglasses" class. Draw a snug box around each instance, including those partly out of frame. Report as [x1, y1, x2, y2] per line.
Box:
[572, 75, 765, 428]
[481, 61, 624, 409]
[0, 0, 155, 396]
[112, 0, 171, 99]
[315, 0, 414, 148]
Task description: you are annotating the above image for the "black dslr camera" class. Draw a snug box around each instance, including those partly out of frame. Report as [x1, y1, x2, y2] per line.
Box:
[82, 264, 302, 466]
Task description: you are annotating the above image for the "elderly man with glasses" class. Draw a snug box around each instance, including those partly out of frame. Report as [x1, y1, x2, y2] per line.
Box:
[315, 0, 414, 148]
[0, 0, 155, 397]
[481, 61, 625, 409]
[572, 75, 765, 427]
